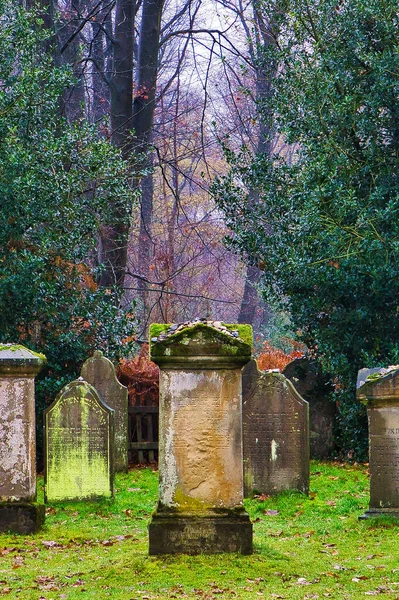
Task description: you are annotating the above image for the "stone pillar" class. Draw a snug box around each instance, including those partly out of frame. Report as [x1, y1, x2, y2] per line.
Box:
[357, 367, 399, 518]
[0, 344, 46, 533]
[148, 321, 253, 555]
[81, 350, 128, 472]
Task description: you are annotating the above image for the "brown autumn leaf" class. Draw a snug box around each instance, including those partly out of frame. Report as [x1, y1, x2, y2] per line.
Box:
[37, 576, 56, 584]
[296, 577, 312, 585]
[0, 548, 16, 556]
[41, 540, 62, 548]
[12, 556, 24, 569]
[265, 509, 279, 516]
[326, 500, 337, 507]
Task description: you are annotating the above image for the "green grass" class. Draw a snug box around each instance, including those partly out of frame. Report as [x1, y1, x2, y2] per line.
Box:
[1, 462, 399, 599]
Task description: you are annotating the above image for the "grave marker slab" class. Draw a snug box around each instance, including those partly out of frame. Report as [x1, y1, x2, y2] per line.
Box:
[357, 366, 399, 518]
[283, 357, 335, 459]
[149, 321, 253, 555]
[0, 344, 46, 533]
[81, 350, 128, 472]
[44, 380, 114, 502]
[243, 359, 309, 497]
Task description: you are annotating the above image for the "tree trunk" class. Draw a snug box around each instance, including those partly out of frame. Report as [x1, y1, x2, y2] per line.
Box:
[131, 0, 164, 322]
[98, 0, 135, 288]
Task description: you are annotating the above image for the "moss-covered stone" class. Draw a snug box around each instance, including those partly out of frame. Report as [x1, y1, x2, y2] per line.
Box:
[149, 322, 252, 369]
[0, 344, 46, 376]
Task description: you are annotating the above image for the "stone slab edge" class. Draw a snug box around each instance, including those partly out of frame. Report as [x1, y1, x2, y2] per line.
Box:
[149, 513, 253, 555]
[0, 502, 45, 534]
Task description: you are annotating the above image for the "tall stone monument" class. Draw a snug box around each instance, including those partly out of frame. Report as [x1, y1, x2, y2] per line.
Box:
[357, 366, 399, 518]
[148, 320, 253, 555]
[44, 379, 114, 502]
[242, 359, 309, 497]
[81, 350, 128, 472]
[0, 344, 46, 533]
[283, 357, 335, 459]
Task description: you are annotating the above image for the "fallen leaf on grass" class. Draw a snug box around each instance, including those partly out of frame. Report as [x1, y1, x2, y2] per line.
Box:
[352, 576, 368, 582]
[265, 509, 279, 516]
[127, 488, 141, 492]
[0, 548, 16, 556]
[296, 578, 312, 585]
[326, 501, 336, 507]
[12, 556, 24, 568]
[41, 540, 63, 548]
[254, 493, 270, 501]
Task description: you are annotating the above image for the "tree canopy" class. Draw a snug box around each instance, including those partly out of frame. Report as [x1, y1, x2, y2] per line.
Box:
[0, 1, 136, 415]
[215, 0, 399, 458]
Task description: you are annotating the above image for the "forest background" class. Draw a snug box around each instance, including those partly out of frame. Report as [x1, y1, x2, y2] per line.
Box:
[0, 0, 397, 461]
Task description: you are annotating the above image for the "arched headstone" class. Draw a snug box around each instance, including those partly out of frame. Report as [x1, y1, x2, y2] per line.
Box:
[81, 350, 128, 472]
[243, 359, 309, 497]
[44, 380, 114, 502]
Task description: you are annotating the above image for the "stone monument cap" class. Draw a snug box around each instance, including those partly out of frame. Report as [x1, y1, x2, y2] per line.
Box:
[356, 368, 382, 390]
[149, 321, 252, 369]
[357, 365, 399, 405]
[0, 344, 46, 376]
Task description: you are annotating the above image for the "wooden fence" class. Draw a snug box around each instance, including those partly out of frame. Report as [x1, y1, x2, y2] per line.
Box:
[128, 404, 159, 463]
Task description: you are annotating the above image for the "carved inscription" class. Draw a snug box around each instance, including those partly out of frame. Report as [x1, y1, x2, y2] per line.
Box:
[369, 408, 399, 508]
[45, 381, 114, 502]
[159, 369, 243, 508]
[242, 360, 309, 496]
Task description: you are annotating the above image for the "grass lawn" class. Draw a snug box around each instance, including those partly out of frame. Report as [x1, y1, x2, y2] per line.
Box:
[1, 461, 399, 599]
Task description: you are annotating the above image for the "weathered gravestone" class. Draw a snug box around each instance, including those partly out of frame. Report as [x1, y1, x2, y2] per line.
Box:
[44, 379, 114, 502]
[0, 344, 46, 533]
[148, 320, 253, 555]
[81, 350, 128, 472]
[357, 366, 399, 518]
[242, 359, 309, 497]
[283, 357, 335, 459]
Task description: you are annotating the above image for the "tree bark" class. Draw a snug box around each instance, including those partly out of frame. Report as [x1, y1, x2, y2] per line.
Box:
[131, 0, 164, 320]
[98, 0, 135, 288]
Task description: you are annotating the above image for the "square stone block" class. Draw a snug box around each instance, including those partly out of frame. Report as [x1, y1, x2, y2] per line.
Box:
[0, 502, 45, 534]
[149, 511, 253, 555]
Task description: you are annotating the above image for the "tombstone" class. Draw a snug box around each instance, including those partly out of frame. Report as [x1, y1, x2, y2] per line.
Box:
[357, 366, 399, 518]
[148, 321, 253, 555]
[44, 379, 114, 502]
[242, 359, 309, 497]
[0, 344, 46, 533]
[283, 357, 335, 459]
[81, 350, 128, 472]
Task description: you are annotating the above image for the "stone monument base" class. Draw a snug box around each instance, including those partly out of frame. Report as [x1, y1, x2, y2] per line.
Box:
[359, 508, 399, 520]
[149, 509, 253, 555]
[0, 502, 45, 534]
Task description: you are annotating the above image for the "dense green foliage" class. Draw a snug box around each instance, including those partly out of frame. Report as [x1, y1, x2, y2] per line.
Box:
[215, 0, 399, 459]
[0, 2, 137, 447]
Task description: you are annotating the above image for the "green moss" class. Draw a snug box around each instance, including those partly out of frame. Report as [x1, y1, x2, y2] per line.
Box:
[0, 344, 46, 363]
[149, 323, 172, 340]
[149, 323, 252, 360]
[224, 324, 253, 346]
